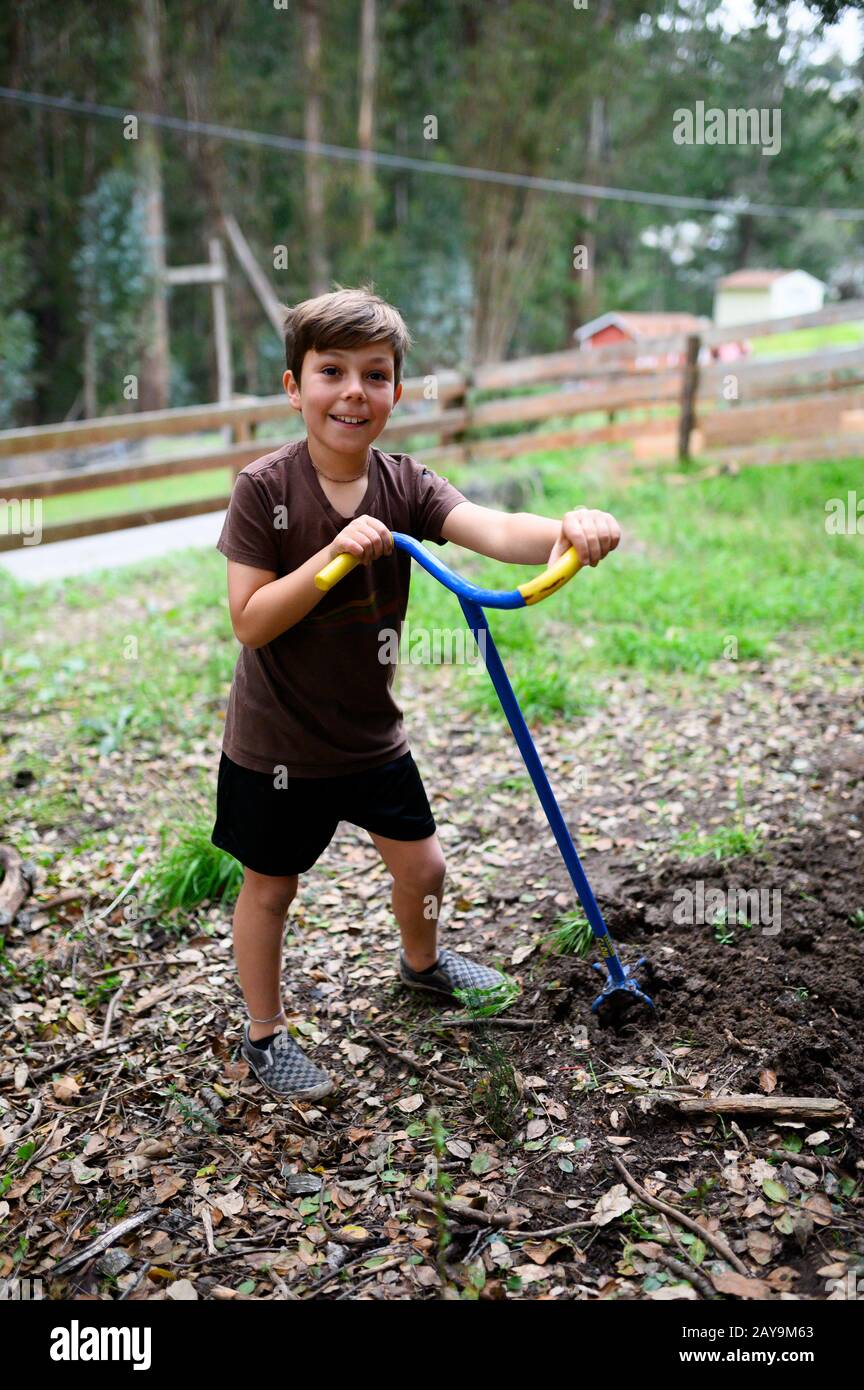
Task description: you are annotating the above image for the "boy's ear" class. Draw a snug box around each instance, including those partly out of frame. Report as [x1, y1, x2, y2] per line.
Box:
[393, 381, 403, 406]
[283, 369, 301, 409]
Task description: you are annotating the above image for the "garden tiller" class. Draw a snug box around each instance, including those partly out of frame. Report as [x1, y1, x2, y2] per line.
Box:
[315, 534, 653, 1017]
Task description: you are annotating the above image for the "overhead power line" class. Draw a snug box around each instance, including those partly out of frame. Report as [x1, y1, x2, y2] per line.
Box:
[2, 85, 864, 221]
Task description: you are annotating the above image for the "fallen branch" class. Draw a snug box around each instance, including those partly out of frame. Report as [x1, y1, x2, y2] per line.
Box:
[610, 1154, 750, 1278]
[51, 1207, 162, 1278]
[654, 1250, 717, 1300]
[407, 1186, 519, 1229]
[676, 1095, 849, 1121]
[350, 1019, 464, 1094]
[0, 844, 31, 926]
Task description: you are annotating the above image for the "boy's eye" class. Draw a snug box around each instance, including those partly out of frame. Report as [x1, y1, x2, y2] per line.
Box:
[321, 366, 388, 380]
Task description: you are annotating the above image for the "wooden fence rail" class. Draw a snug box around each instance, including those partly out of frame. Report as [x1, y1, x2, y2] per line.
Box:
[1, 299, 864, 552]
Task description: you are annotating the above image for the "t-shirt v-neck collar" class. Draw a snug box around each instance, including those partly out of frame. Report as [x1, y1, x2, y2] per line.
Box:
[299, 437, 378, 522]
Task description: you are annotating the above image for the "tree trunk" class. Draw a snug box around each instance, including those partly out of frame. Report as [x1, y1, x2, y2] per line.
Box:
[134, 0, 171, 412]
[302, 0, 329, 294]
[357, 0, 378, 249]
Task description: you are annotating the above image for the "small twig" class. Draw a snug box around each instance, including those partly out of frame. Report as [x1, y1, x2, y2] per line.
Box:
[89, 956, 189, 979]
[610, 1154, 749, 1277]
[88, 866, 144, 922]
[102, 985, 126, 1043]
[30, 888, 91, 913]
[18, 1115, 63, 1177]
[430, 1016, 536, 1030]
[507, 1218, 595, 1239]
[3, 1035, 131, 1085]
[0, 1097, 42, 1160]
[93, 1059, 126, 1126]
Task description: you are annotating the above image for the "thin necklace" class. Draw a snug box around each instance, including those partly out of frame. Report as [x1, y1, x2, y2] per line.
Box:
[310, 453, 370, 484]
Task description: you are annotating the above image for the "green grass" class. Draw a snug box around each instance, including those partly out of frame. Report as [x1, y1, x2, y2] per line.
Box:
[41, 465, 234, 526]
[0, 446, 862, 819]
[672, 822, 763, 862]
[405, 449, 864, 722]
[144, 816, 243, 911]
[546, 907, 593, 957]
[750, 320, 864, 358]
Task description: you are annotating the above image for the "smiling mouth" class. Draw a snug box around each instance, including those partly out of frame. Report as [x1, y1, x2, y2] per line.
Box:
[329, 414, 369, 427]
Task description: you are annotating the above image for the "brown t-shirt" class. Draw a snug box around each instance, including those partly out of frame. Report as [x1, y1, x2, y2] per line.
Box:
[215, 437, 468, 776]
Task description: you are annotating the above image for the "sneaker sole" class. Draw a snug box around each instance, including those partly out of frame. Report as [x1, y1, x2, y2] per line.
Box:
[400, 974, 457, 999]
[240, 1042, 336, 1101]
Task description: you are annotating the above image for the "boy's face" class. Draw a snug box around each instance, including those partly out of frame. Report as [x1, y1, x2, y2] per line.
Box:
[283, 341, 403, 457]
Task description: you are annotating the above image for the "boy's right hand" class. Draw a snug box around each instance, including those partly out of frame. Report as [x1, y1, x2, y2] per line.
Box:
[328, 515, 394, 566]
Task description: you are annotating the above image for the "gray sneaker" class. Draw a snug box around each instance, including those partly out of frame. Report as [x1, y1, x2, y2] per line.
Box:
[399, 947, 513, 1003]
[241, 1022, 335, 1100]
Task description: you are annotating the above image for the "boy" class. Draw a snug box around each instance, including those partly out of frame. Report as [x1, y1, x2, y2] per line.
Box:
[211, 285, 620, 1101]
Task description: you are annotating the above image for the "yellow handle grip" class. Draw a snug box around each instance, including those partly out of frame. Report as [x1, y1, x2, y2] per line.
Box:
[516, 545, 582, 605]
[314, 550, 363, 592]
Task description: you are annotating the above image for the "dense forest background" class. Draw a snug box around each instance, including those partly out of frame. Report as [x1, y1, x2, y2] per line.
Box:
[1, 0, 863, 425]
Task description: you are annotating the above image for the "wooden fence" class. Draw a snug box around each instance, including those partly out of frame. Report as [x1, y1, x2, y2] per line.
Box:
[1, 298, 863, 552]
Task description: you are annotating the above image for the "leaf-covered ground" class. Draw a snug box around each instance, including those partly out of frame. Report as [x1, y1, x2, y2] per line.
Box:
[2, 631, 862, 1300]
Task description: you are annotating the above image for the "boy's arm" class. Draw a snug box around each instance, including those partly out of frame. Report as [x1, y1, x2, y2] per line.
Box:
[229, 514, 393, 649]
[440, 501, 620, 569]
[227, 549, 331, 649]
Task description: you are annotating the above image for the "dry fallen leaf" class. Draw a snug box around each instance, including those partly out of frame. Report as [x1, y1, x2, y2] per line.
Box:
[591, 1184, 632, 1226]
[711, 1271, 771, 1299]
[445, 1139, 472, 1159]
[802, 1194, 833, 1225]
[746, 1230, 775, 1265]
[52, 1075, 80, 1104]
[522, 1240, 563, 1265]
[396, 1094, 424, 1114]
[758, 1068, 777, 1094]
[805, 1129, 830, 1147]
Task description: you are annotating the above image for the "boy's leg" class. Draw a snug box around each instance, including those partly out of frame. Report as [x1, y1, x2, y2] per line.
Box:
[233, 867, 299, 1041]
[367, 831, 446, 971]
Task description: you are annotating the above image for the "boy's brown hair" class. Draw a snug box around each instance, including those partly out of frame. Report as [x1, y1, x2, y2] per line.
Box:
[282, 284, 413, 390]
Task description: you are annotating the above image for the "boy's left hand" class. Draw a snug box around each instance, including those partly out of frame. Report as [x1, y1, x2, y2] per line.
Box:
[548, 507, 621, 569]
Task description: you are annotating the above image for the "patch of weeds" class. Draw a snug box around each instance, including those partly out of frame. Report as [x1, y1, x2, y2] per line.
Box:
[78, 703, 141, 755]
[451, 974, 521, 1019]
[426, 1108, 454, 1289]
[683, 1176, 717, 1208]
[74, 974, 123, 1011]
[453, 981, 522, 1142]
[673, 822, 763, 862]
[621, 1208, 655, 1241]
[849, 908, 864, 930]
[161, 1084, 221, 1135]
[545, 906, 592, 958]
[673, 779, 762, 862]
[144, 817, 243, 910]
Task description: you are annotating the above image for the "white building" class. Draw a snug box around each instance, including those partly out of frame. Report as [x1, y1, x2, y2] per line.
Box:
[713, 270, 827, 327]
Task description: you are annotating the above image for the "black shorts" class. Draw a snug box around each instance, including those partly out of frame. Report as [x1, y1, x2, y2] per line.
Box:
[210, 749, 437, 877]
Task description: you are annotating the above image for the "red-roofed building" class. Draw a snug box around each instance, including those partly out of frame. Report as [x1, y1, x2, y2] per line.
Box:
[574, 310, 719, 368]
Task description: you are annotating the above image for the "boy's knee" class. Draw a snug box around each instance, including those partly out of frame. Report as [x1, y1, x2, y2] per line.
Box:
[394, 848, 446, 898]
[242, 869, 298, 917]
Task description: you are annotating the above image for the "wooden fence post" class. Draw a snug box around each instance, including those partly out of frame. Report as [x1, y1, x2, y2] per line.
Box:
[678, 333, 701, 462]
